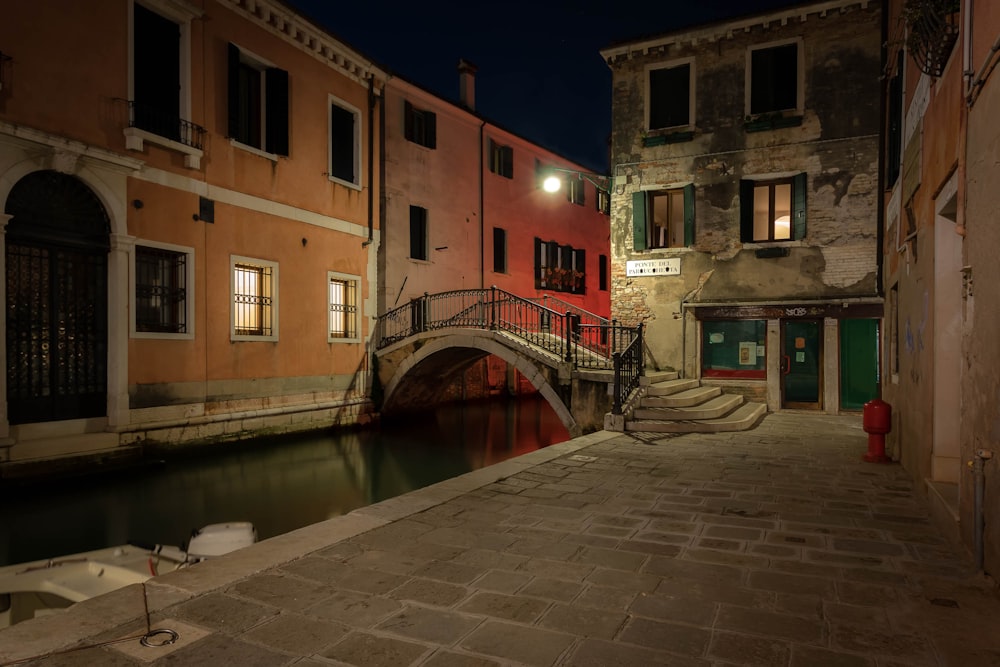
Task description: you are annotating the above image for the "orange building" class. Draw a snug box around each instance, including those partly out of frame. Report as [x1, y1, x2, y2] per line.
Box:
[881, 0, 1000, 574]
[0, 0, 384, 470]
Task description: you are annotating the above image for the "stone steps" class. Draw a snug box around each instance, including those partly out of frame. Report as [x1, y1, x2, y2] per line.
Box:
[625, 377, 767, 433]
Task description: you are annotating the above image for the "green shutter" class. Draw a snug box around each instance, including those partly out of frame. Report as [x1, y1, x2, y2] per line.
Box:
[426, 111, 436, 149]
[792, 172, 807, 240]
[534, 237, 542, 287]
[227, 43, 240, 138]
[739, 180, 754, 242]
[683, 183, 695, 247]
[403, 100, 413, 141]
[632, 192, 647, 251]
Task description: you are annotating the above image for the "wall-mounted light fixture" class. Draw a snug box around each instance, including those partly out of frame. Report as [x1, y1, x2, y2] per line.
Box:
[542, 166, 610, 195]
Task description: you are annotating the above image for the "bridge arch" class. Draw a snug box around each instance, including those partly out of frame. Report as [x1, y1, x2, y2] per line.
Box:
[378, 330, 580, 437]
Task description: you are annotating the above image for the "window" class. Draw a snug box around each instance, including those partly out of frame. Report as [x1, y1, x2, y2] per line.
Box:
[489, 139, 513, 178]
[886, 51, 904, 187]
[632, 185, 695, 250]
[567, 177, 585, 206]
[409, 205, 428, 260]
[329, 273, 359, 342]
[599, 254, 609, 291]
[739, 174, 806, 242]
[133, 242, 193, 337]
[330, 98, 360, 186]
[748, 42, 799, 115]
[702, 320, 767, 379]
[232, 256, 277, 340]
[534, 238, 585, 294]
[648, 61, 693, 129]
[404, 100, 436, 148]
[596, 188, 610, 215]
[227, 43, 289, 155]
[493, 227, 507, 273]
[133, 4, 181, 141]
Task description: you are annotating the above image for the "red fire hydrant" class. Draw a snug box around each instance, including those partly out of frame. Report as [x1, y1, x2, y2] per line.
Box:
[862, 398, 892, 463]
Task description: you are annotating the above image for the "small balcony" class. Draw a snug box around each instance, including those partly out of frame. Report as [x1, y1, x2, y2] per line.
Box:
[904, 0, 960, 78]
[122, 100, 205, 169]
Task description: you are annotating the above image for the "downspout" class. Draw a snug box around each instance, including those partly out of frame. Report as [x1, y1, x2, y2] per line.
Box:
[479, 120, 486, 289]
[875, 0, 888, 298]
[971, 449, 994, 571]
[363, 74, 376, 247]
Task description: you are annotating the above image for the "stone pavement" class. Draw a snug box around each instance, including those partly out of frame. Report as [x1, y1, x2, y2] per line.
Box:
[3, 412, 1000, 666]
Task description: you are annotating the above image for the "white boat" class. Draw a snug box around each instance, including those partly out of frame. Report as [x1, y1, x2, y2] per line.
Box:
[0, 521, 257, 628]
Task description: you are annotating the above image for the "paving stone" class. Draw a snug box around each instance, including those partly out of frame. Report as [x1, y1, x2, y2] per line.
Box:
[240, 613, 348, 654]
[283, 560, 410, 595]
[836, 580, 900, 606]
[471, 569, 531, 594]
[832, 538, 907, 556]
[572, 546, 647, 571]
[748, 570, 837, 597]
[321, 631, 428, 667]
[537, 603, 628, 639]
[574, 584, 637, 611]
[459, 620, 574, 666]
[457, 591, 549, 623]
[451, 548, 528, 571]
[708, 630, 791, 665]
[389, 577, 470, 607]
[422, 650, 503, 667]
[629, 592, 716, 626]
[155, 632, 289, 666]
[174, 592, 278, 634]
[519, 577, 584, 602]
[413, 560, 486, 585]
[705, 525, 764, 541]
[376, 606, 482, 644]
[516, 557, 594, 581]
[230, 573, 334, 612]
[307, 589, 402, 627]
[345, 548, 430, 575]
[789, 645, 876, 667]
[618, 617, 711, 657]
[828, 622, 938, 663]
[715, 606, 826, 643]
[586, 567, 661, 592]
[823, 602, 889, 625]
[644, 555, 745, 586]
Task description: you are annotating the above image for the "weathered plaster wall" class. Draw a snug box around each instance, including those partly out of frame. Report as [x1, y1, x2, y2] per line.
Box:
[606, 2, 881, 373]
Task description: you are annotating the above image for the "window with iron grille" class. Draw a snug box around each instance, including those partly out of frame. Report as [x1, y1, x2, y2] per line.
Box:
[135, 245, 188, 334]
[534, 238, 586, 294]
[329, 273, 359, 342]
[232, 257, 277, 340]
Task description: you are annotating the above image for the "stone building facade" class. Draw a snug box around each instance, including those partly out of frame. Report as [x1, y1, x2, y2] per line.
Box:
[602, 0, 883, 413]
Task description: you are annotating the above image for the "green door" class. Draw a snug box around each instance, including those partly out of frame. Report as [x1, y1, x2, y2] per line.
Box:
[840, 318, 880, 410]
[782, 320, 822, 408]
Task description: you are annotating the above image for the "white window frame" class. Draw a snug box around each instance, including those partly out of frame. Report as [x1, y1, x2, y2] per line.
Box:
[228, 45, 282, 160]
[230, 255, 279, 342]
[645, 56, 696, 131]
[745, 37, 804, 118]
[328, 94, 362, 190]
[328, 271, 361, 344]
[130, 239, 195, 340]
[125, 0, 203, 168]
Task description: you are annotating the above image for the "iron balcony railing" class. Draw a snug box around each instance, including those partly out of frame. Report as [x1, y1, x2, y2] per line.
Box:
[375, 287, 645, 414]
[125, 100, 206, 150]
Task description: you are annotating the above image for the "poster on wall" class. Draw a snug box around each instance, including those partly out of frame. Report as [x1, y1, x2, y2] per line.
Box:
[738, 341, 757, 365]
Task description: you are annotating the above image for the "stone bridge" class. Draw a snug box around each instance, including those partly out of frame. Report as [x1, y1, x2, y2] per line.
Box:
[372, 289, 642, 437]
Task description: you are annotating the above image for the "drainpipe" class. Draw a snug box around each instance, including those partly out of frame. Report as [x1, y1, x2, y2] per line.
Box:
[874, 0, 888, 298]
[970, 448, 994, 571]
[363, 74, 377, 247]
[479, 120, 486, 289]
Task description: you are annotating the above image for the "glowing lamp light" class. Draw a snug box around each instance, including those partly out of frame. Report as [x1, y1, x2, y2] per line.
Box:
[543, 175, 562, 193]
[775, 215, 791, 230]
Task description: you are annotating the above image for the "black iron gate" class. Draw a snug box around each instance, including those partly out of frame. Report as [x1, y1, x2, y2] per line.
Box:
[4, 171, 109, 424]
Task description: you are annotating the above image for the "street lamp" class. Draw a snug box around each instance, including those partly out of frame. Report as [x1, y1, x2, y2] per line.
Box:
[542, 166, 611, 194]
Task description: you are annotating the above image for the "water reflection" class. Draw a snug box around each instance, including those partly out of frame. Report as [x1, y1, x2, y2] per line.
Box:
[0, 395, 569, 566]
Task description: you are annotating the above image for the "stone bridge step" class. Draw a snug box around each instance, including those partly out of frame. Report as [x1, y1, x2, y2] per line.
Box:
[626, 401, 767, 433]
[633, 393, 745, 421]
[645, 378, 700, 396]
[640, 385, 722, 408]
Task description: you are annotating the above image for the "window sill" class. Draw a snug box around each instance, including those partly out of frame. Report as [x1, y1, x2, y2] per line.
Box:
[743, 115, 803, 133]
[131, 330, 195, 341]
[230, 139, 280, 162]
[637, 247, 695, 254]
[125, 127, 203, 169]
[231, 334, 279, 343]
[328, 174, 362, 191]
[643, 130, 695, 147]
[329, 336, 361, 344]
[741, 240, 804, 249]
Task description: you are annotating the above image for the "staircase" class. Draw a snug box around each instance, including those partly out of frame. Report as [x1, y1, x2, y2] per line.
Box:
[625, 373, 767, 433]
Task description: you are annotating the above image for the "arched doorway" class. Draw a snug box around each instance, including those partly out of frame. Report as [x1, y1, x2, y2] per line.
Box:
[5, 170, 110, 424]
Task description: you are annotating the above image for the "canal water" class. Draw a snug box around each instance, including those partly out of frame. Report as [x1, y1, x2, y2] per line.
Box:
[0, 395, 569, 568]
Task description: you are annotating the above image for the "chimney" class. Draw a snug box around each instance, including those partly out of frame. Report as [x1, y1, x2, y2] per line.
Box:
[458, 59, 477, 111]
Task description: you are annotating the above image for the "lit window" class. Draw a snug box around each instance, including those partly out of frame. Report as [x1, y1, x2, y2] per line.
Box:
[739, 174, 807, 242]
[329, 273, 359, 342]
[232, 257, 277, 340]
[632, 186, 695, 250]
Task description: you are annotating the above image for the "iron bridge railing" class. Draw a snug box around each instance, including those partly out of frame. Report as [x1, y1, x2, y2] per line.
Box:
[375, 287, 644, 415]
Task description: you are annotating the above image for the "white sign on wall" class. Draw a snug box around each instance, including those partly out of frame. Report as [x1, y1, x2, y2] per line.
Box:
[626, 257, 680, 277]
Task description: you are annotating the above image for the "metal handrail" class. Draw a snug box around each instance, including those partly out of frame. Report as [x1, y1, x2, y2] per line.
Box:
[375, 288, 645, 410]
[124, 99, 206, 150]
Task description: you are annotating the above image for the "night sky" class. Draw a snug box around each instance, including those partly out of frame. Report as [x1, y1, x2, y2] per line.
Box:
[285, 1, 803, 172]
